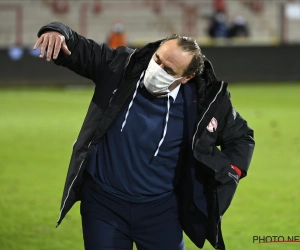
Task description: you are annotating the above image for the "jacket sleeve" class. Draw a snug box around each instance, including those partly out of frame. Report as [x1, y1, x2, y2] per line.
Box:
[216, 91, 255, 179]
[37, 22, 116, 84]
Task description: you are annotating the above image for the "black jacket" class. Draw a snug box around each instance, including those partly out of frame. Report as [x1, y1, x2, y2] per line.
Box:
[38, 22, 255, 250]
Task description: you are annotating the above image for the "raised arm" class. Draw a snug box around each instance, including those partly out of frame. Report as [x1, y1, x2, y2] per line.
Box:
[33, 22, 116, 84]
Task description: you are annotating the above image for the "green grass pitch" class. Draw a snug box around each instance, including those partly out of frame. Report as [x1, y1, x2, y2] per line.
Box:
[0, 83, 299, 250]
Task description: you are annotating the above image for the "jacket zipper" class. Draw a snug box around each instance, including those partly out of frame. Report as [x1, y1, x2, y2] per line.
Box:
[108, 49, 137, 101]
[57, 50, 137, 225]
[56, 141, 92, 226]
[125, 49, 136, 69]
[107, 49, 136, 105]
[191, 81, 224, 150]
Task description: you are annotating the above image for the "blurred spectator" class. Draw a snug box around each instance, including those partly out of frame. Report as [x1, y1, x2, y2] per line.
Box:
[8, 46, 24, 61]
[227, 16, 250, 38]
[285, 0, 300, 20]
[214, 0, 226, 13]
[107, 20, 128, 49]
[207, 11, 228, 38]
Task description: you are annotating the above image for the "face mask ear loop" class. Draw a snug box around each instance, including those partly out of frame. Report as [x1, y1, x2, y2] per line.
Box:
[154, 93, 170, 157]
[121, 71, 145, 132]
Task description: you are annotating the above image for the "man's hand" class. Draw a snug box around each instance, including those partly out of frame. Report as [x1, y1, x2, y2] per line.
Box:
[33, 31, 71, 62]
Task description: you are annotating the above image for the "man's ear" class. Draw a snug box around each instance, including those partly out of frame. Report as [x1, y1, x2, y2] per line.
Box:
[181, 73, 196, 84]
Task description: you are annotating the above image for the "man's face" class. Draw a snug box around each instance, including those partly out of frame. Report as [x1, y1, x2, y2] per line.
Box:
[152, 39, 195, 91]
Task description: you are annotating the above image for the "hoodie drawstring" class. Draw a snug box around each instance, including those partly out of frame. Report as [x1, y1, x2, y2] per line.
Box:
[154, 93, 170, 157]
[121, 70, 171, 157]
[121, 71, 145, 132]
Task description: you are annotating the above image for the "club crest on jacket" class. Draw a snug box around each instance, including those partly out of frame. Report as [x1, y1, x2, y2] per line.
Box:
[206, 117, 218, 132]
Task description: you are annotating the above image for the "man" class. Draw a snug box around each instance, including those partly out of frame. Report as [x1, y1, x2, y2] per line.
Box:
[34, 22, 254, 250]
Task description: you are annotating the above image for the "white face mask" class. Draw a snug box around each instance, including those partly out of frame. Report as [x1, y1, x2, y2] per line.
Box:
[144, 58, 183, 95]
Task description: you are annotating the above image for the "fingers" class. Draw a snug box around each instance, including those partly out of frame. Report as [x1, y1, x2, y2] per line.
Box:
[33, 32, 71, 61]
[33, 36, 44, 50]
[46, 34, 56, 61]
[61, 42, 71, 56]
[39, 34, 49, 59]
[33, 35, 47, 59]
[52, 36, 62, 60]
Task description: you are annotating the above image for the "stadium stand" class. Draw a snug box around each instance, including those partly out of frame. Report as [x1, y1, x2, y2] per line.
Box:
[0, 0, 299, 48]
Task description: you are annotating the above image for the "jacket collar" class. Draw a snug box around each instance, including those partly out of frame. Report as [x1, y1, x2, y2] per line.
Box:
[123, 39, 163, 80]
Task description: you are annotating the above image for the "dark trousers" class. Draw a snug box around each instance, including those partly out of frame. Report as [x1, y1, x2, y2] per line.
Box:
[80, 175, 185, 250]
